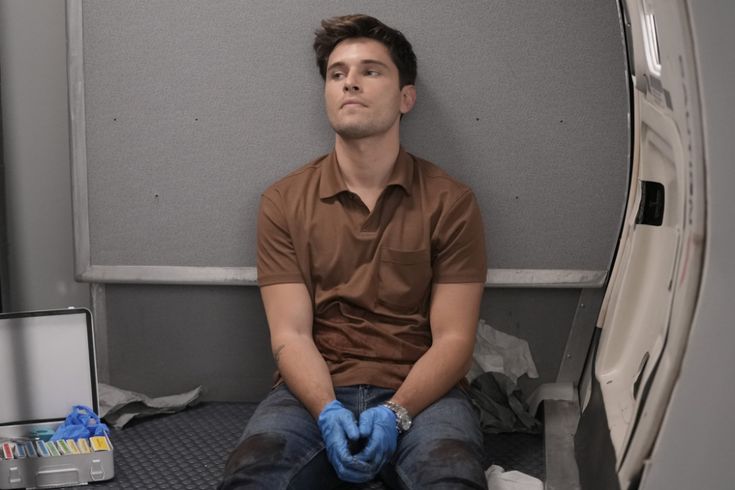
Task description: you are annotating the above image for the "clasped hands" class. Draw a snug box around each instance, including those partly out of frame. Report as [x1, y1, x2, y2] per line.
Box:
[317, 400, 398, 483]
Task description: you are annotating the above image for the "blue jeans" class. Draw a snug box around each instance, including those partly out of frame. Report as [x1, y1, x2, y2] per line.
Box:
[219, 384, 487, 489]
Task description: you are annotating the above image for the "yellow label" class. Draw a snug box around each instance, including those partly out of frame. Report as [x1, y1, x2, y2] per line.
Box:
[90, 436, 111, 452]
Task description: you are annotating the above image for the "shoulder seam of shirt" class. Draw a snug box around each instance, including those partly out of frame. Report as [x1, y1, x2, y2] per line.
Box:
[268, 154, 328, 190]
[413, 157, 473, 191]
[444, 187, 475, 215]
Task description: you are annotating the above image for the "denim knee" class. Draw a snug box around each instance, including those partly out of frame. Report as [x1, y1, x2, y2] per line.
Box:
[394, 437, 486, 489]
[223, 432, 288, 476]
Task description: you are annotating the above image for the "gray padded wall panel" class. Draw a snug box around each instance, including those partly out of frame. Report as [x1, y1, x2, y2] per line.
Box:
[106, 286, 578, 401]
[79, 0, 628, 270]
[105, 285, 274, 402]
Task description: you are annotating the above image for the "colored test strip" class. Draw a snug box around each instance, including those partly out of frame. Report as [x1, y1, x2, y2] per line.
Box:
[46, 441, 60, 457]
[2, 442, 14, 459]
[66, 439, 80, 455]
[77, 438, 91, 454]
[56, 439, 70, 455]
[35, 441, 50, 457]
[24, 441, 37, 458]
[90, 436, 111, 452]
[13, 443, 26, 459]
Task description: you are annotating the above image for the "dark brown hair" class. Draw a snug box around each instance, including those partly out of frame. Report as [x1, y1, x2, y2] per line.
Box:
[313, 14, 417, 88]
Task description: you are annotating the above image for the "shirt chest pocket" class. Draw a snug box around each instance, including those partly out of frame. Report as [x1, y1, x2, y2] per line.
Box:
[377, 247, 432, 312]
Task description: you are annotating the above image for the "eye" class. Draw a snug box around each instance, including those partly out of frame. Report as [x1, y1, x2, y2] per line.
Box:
[365, 69, 380, 76]
[330, 71, 345, 80]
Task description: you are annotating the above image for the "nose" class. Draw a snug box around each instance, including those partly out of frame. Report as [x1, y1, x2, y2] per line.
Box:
[343, 83, 360, 93]
[342, 73, 360, 93]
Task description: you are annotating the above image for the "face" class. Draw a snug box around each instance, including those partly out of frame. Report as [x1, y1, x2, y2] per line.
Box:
[324, 38, 416, 140]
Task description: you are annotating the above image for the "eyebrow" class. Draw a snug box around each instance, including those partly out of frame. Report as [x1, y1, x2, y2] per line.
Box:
[326, 59, 391, 73]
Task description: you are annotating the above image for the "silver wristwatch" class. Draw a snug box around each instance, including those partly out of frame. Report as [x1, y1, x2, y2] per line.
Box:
[382, 401, 413, 433]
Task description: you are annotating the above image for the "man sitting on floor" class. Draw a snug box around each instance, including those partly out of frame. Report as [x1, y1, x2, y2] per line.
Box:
[220, 14, 488, 489]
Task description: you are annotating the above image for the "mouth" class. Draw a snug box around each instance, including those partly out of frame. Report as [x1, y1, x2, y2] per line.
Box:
[341, 100, 366, 109]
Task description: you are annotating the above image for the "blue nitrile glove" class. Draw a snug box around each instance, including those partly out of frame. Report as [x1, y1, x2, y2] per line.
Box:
[355, 405, 398, 473]
[50, 405, 109, 442]
[318, 400, 375, 483]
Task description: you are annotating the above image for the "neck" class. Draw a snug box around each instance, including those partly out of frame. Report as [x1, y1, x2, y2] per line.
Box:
[334, 127, 401, 192]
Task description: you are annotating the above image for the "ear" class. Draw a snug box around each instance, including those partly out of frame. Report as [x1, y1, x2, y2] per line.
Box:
[399, 85, 417, 114]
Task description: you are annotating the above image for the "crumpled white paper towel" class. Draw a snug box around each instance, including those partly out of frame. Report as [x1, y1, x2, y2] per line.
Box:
[486, 465, 543, 490]
[467, 319, 539, 384]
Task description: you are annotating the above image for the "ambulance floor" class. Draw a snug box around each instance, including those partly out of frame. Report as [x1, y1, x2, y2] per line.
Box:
[77, 402, 544, 489]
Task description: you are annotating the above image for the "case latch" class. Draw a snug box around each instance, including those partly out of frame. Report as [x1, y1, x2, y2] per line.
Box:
[8, 466, 22, 485]
[90, 458, 106, 481]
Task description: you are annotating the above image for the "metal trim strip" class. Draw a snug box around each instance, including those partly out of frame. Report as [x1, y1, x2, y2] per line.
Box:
[66, 0, 92, 282]
[76, 266, 606, 288]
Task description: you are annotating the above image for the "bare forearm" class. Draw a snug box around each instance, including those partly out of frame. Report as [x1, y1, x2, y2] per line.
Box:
[261, 283, 334, 419]
[390, 335, 474, 416]
[273, 334, 335, 419]
[390, 282, 483, 417]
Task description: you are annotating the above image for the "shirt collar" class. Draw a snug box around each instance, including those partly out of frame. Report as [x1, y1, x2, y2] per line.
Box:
[319, 147, 414, 200]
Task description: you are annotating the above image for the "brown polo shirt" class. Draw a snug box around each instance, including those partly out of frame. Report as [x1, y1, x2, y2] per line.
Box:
[257, 147, 486, 389]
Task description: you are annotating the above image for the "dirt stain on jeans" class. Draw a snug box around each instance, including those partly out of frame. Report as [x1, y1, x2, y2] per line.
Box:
[427, 439, 475, 463]
[224, 433, 287, 475]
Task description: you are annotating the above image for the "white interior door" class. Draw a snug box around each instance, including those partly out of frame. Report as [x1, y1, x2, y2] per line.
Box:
[595, 0, 706, 487]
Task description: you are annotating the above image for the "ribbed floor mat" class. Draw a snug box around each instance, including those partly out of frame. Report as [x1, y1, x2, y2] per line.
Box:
[77, 403, 542, 488]
[483, 432, 545, 480]
[81, 403, 256, 489]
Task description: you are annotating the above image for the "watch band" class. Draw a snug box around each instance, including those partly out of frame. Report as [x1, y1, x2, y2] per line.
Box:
[382, 401, 413, 433]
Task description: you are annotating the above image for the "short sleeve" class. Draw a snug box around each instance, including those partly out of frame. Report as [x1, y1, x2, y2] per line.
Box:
[431, 190, 487, 283]
[256, 190, 305, 286]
